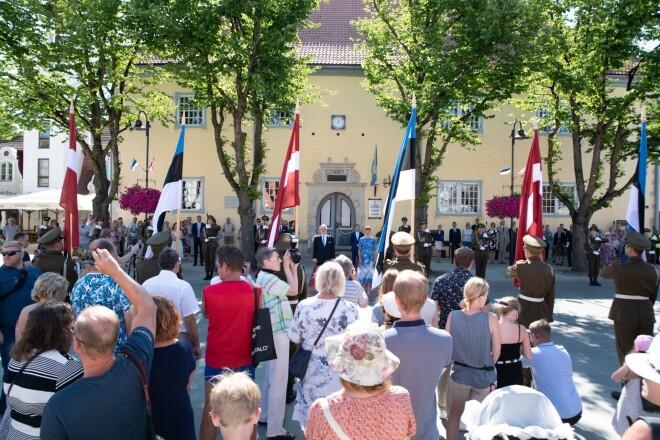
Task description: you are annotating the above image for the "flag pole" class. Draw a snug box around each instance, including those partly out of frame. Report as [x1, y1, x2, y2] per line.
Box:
[410, 93, 417, 260]
[295, 100, 300, 239]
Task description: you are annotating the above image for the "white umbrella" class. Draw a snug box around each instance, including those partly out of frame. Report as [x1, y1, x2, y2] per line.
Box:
[0, 188, 94, 211]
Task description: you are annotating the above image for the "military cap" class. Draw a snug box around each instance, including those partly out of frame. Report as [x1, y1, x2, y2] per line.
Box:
[644, 228, 651, 233]
[146, 230, 170, 247]
[274, 232, 293, 252]
[38, 227, 63, 245]
[476, 223, 486, 229]
[43, 216, 51, 222]
[401, 217, 408, 222]
[522, 234, 546, 253]
[391, 231, 415, 250]
[261, 215, 270, 221]
[626, 231, 651, 251]
[590, 225, 599, 231]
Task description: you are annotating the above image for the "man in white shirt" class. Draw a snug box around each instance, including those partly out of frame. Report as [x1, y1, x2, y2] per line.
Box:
[142, 247, 201, 359]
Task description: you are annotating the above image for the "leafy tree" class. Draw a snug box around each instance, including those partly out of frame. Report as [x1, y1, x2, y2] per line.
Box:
[0, 0, 169, 219]
[518, 0, 659, 272]
[140, 0, 318, 262]
[355, 0, 544, 222]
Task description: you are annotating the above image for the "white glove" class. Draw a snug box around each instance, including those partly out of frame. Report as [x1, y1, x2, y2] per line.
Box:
[483, 233, 488, 238]
[593, 251, 599, 255]
[425, 228, 430, 233]
[650, 251, 656, 255]
[595, 237, 601, 242]
[480, 246, 485, 251]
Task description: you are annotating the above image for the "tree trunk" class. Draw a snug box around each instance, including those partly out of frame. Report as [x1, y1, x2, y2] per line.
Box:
[237, 192, 257, 267]
[571, 217, 589, 272]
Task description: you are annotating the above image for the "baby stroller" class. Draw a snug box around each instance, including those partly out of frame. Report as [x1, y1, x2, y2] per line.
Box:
[464, 385, 584, 440]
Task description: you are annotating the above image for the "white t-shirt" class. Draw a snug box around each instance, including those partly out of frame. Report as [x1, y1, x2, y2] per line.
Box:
[142, 270, 199, 333]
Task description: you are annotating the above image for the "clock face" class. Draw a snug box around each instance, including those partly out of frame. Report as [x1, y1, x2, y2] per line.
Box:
[331, 115, 346, 130]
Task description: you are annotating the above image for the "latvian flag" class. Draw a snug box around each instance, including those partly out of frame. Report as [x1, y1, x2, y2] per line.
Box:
[59, 102, 79, 256]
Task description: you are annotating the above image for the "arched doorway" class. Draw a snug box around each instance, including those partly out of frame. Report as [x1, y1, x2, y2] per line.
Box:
[317, 193, 354, 250]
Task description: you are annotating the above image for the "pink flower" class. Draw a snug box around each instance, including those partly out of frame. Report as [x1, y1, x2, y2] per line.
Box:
[349, 344, 366, 361]
[118, 185, 162, 215]
[486, 195, 520, 219]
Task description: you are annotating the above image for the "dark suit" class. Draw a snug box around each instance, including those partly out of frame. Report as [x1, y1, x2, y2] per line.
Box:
[449, 227, 461, 261]
[509, 227, 518, 265]
[313, 234, 335, 266]
[191, 222, 205, 265]
[565, 229, 573, 266]
[350, 231, 364, 265]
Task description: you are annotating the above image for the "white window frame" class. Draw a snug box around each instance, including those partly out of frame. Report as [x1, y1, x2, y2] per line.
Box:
[0, 161, 12, 182]
[175, 93, 206, 128]
[261, 177, 294, 214]
[441, 101, 483, 133]
[38, 159, 49, 187]
[542, 182, 576, 216]
[537, 107, 570, 135]
[39, 121, 50, 149]
[265, 109, 294, 128]
[181, 177, 204, 212]
[436, 180, 482, 216]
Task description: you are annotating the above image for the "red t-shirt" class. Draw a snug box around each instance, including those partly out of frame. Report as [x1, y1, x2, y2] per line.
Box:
[202, 280, 261, 369]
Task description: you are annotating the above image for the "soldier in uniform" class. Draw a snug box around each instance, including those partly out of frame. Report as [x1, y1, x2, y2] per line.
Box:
[254, 215, 270, 251]
[136, 231, 183, 284]
[383, 232, 426, 276]
[643, 228, 655, 262]
[415, 221, 434, 276]
[472, 223, 489, 278]
[202, 215, 222, 280]
[602, 231, 659, 365]
[586, 225, 607, 286]
[507, 235, 555, 328]
[32, 227, 78, 292]
[398, 217, 411, 233]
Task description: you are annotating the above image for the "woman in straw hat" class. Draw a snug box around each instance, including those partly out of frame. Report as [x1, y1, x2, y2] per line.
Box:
[305, 321, 416, 439]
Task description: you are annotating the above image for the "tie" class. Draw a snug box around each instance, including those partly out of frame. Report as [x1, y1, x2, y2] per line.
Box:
[323, 235, 326, 246]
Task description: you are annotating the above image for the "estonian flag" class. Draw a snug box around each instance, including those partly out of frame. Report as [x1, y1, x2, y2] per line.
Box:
[153, 119, 185, 232]
[372, 104, 416, 289]
[370, 145, 378, 186]
[626, 112, 647, 234]
[129, 159, 138, 171]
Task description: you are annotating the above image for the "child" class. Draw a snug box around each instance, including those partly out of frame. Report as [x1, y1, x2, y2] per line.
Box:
[611, 334, 654, 436]
[209, 371, 261, 440]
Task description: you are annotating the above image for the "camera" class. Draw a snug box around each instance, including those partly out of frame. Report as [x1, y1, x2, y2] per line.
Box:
[289, 237, 301, 264]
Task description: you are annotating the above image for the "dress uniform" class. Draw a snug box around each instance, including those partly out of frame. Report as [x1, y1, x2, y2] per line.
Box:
[507, 235, 555, 328]
[202, 216, 222, 280]
[586, 226, 607, 286]
[472, 224, 489, 278]
[254, 215, 270, 251]
[643, 229, 656, 263]
[415, 223, 434, 276]
[383, 232, 426, 276]
[602, 231, 659, 365]
[136, 231, 183, 284]
[398, 217, 411, 233]
[32, 227, 78, 292]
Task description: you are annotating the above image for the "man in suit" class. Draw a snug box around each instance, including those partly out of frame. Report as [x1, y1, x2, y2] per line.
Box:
[448, 221, 461, 263]
[191, 215, 206, 266]
[509, 220, 518, 265]
[312, 224, 335, 266]
[565, 224, 573, 267]
[398, 217, 411, 233]
[349, 224, 364, 266]
[497, 220, 510, 264]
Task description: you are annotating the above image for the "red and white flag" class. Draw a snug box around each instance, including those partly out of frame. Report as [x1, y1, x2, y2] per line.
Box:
[59, 102, 80, 256]
[267, 104, 300, 246]
[514, 127, 544, 265]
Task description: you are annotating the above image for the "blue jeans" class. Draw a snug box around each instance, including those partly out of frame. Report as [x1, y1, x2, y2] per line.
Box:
[0, 325, 16, 413]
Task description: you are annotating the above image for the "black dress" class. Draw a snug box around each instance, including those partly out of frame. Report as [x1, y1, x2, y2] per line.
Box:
[496, 325, 523, 388]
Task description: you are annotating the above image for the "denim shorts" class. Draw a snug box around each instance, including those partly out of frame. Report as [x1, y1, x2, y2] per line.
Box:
[204, 364, 256, 382]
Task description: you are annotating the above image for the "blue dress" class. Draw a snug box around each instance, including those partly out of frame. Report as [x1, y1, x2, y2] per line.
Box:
[357, 236, 377, 284]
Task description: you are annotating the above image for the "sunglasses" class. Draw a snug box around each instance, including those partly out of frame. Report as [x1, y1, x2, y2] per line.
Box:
[1, 251, 19, 257]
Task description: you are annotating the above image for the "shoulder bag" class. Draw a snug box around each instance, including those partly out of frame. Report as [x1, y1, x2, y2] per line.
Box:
[251, 284, 277, 367]
[0, 268, 28, 303]
[320, 398, 350, 440]
[0, 351, 41, 440]
[289, 298, 340, 380]
[119, 349, 164, 440]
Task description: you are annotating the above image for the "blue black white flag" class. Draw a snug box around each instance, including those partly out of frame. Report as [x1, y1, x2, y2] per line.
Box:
[626, 112, 647, 234]
[129, 159, 138, 171]
[153, 118, 185, 232]
[370, 145, 378, 186]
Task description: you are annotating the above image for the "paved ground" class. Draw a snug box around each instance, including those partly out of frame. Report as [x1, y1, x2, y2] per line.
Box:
[177, 255, 660, 439]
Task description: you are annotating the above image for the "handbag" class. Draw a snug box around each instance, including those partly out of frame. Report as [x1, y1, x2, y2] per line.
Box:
[0, 351, 41, 440]
[119, 349, 164, 440]
[251, 285, 277, 367]
[289, 298, 340, 380]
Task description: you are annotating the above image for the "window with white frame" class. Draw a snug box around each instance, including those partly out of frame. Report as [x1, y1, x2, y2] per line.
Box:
[38, 159, 49, 187]
[537, 107, 570, 134]
[436, 181, 481, 215]
[0, 162, 12, 182]
[175, 94, 205, 127]
[181, 178, 203, 211]
[39, 122, 50, 149]
[542, 183, 575, 215]
[441, 102, 483, 132]
[265, 109, 293, 127]
[261, 178, 293, 213]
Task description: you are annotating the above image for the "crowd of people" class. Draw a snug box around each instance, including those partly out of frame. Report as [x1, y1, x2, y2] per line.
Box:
[0, 212, 656, 440]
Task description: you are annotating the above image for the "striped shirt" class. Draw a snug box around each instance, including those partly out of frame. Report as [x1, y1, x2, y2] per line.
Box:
[343, 280, 368, 307]
[3, 350, 83, 439]
[256, 271, 292, 334]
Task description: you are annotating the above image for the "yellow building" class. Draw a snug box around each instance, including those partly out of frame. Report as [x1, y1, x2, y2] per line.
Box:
[119, 0, 653, 252]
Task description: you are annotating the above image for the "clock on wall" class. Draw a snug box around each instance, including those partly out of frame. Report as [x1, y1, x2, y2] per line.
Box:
[331, 115, 346, 130]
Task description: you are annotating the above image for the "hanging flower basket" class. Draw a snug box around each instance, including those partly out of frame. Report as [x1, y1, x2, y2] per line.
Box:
[118, 185, 161, 215]
[485, 195, 520, 219]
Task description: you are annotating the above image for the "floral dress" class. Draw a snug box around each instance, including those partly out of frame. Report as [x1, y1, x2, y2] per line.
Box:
[357, 236, 377, 285]
[288, 297, 359, 428]
[487, 228, 498, 252]
[600, 239, 617, 268]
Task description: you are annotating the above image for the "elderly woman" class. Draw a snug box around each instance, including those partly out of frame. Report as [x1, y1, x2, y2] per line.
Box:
[334, 255, 368, 308]
[149, 295, 196, 440]
[305, 321, 416, 439]
[445, 277, 501, 440]
[15, 272, 69, 342]
[3, 302, 83, 439]
[288, 261, 359, 428]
